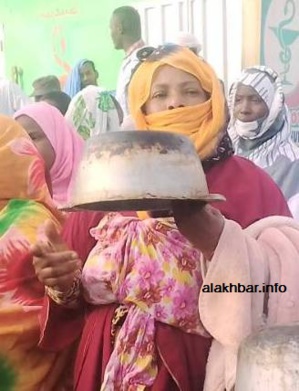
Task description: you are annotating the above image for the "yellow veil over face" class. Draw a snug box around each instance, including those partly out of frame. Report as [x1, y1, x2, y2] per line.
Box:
[128, 46, 225, 160]
[0, 115, 54, 211]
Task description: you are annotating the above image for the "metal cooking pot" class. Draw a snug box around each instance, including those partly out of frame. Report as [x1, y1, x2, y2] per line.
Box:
[235, 324, 299, 390]
[67, 130, 225, 211]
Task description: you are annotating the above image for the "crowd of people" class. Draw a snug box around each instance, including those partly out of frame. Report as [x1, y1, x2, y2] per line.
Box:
[1, 4, 299, 391]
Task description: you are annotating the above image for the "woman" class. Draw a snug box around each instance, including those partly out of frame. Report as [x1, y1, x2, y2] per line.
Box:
[32, 46, 297, 391]
[65, 85, 122, 140]
[14, 101, 105, 263]
[228, 65, 299, 218]
[63, 86, 124, 260]
[64, 59, 99, 98]
[14, 102, 84, 208]
[0, 116, 78, 390]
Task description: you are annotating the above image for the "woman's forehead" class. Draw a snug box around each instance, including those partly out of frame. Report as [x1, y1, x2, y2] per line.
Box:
[236, 84, 259, 97]
[151, 65, 200, 86]
[16, 115, 44, 135]
[80, 62, 94, 73]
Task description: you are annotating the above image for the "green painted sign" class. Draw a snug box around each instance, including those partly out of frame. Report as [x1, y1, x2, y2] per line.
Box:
[1, 0, 138, 93]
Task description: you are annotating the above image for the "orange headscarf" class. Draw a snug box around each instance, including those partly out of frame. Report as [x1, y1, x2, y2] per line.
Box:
[0, 115, 54, 211]
[128, 46, 225, 160]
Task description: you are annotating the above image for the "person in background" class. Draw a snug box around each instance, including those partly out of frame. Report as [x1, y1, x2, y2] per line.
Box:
[63, 85, 124, 261]
[13, 100, 106, 266]
[171, 31, 202, 55]
[0, 116, 75, 390]
[228, 65, 299, 220]
[65, 85, 122, 140]
[42, 91, 71, 115]
[31, 75, 61, 102]
[64, 59, 99, 99]
[14, 102, 84, 208]
[110, 6, 145, 117]
[0, 78, 30, 116]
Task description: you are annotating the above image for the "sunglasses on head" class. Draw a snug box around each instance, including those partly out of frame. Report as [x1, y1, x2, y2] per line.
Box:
[136, 44, 181, 62]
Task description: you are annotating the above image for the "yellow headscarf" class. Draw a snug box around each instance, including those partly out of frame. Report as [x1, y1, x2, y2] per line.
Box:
[128, 46, 225, 160]
[0, 115, 55, 212]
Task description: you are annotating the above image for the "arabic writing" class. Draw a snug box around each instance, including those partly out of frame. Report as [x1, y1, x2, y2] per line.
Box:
[39, 7, 78, 19]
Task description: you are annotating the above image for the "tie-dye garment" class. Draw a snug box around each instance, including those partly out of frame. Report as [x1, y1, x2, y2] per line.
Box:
[82, 212, 207, 391]
[0, 115, 69, 391]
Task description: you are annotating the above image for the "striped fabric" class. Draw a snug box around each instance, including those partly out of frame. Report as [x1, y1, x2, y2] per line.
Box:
[228, 65, 299, 168]
[228, 66, 299, 219]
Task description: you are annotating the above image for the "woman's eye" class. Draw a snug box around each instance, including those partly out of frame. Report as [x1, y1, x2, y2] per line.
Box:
[29, 133, 41, 141]
[152, 92, 166, 99]
[185, 90, 199, 95]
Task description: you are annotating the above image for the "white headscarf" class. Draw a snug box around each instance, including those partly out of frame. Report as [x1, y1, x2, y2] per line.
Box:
[65, 85, 121, 140]
[228, 65, 299, 168]
[0, 79, 30, 116]
[171, 31, 202, 54]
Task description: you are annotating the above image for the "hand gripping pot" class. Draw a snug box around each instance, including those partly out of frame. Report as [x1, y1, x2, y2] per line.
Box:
[67, 130, 225, 211]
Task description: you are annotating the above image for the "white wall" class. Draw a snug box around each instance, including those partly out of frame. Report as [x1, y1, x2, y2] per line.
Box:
[0, 23, 5, 77]
[135, 0, 243, 92]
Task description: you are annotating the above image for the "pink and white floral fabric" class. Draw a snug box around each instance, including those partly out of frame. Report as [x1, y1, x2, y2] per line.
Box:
[81, 212, 206, 391]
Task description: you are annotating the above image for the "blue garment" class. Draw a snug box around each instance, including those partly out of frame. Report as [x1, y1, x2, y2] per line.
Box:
[64, 59, 88, 98]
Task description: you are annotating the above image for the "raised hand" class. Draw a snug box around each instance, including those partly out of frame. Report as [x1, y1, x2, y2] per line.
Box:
[32, 220, 82, 292]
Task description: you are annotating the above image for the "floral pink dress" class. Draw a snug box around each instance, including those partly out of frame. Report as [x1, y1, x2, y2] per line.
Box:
[82, 213, 208, 391]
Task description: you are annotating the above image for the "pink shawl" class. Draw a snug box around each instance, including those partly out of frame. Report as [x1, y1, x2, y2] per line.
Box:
[200, 216, 299, 390]
[14, 102, 84, 206]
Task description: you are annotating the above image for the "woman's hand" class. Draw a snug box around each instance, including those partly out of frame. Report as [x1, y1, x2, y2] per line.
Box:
[172, 201, 225, 258]
[31, 220, 82, 292]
